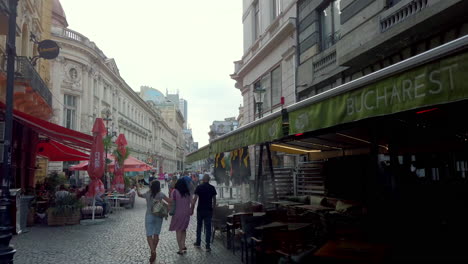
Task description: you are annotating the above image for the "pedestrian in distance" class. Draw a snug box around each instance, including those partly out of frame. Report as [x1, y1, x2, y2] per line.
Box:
[136, 180, 171, 264]
[169, 178, 193, 255]
[182, 174, 195, 197]
[191, 174, 217, 252]
[169, 175, 178, 197]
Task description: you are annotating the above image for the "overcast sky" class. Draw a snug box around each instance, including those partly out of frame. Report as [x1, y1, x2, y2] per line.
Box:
[60, 0, 243, 147]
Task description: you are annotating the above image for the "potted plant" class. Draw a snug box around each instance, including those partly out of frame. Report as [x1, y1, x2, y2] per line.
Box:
[47, 194, 83, 226]
[44, 171, 67, 193]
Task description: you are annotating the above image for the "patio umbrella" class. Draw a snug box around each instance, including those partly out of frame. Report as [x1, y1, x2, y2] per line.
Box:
[111, 133, 127, 193]
[109, 156, 153, 172]
[86, 118, 106, 220]
[70, 155, 153, 172]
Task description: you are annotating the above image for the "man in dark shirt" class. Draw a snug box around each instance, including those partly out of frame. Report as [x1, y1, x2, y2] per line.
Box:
[191, 174, 217, 251]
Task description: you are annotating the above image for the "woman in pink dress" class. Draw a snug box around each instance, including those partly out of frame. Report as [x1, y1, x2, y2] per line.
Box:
[169, 178, 192, 254]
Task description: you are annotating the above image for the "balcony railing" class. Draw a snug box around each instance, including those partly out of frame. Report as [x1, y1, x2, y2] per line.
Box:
[15, 56, 52, 106]
[0, 0, 9, 15]
[52, 27, 107, 60]
[380, 0, 429, 32]
[313, 50, 337, 73]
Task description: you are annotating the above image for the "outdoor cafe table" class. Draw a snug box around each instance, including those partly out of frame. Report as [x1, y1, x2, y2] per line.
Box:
[255, 221, 311, 231]
[293, 204, 335, 212]
[106, 194, 129, 210]
[269, 201, 304, 208]
[254, 222, 314, 258]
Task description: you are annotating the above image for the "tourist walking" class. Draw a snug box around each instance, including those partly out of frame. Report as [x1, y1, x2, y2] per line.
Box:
[191, 174, 217, 251]
[136, 181, 171, 264]
[169, 178, 193, 255]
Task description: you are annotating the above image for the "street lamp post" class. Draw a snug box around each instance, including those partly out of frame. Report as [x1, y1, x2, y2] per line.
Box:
[103, 109, 112, 190]
[253, 85, 266, 202]
[0, 0, 19, 262]
[253, 84, 266, 119]
[252, 85, 278, 201]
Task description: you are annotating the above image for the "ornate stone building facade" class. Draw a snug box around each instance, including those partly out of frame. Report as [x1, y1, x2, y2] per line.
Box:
[48, 1, 178, 173]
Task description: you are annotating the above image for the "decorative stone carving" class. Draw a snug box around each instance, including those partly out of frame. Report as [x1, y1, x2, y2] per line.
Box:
[62, 63, 82, 91]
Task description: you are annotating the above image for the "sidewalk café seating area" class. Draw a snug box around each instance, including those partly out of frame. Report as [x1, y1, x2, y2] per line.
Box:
[27, 181, 138, 225]
[210, 195, 381, 264]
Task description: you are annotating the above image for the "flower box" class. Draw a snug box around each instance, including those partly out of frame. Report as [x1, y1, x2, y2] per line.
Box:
[47, 210, 81, 226]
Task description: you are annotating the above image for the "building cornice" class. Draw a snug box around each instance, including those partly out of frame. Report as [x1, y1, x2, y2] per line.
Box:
[53, 27, 178, 138]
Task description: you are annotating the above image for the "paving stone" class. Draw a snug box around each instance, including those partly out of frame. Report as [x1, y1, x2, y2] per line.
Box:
[12, 186, 242, 264]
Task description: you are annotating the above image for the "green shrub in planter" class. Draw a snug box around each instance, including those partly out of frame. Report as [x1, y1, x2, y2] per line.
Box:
[49, 194, 84, 217]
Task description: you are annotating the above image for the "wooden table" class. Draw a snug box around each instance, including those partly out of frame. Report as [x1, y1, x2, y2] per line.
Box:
[314, 239, 390, 263]
[293, 204, 335, 212]
[253, 222, 314, 260]
[269, 201, 304, 207]
[255, 221, 311, 231]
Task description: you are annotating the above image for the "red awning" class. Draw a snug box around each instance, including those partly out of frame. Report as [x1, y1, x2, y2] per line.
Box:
[37, 140, 89, 161]
[1, 102, 93, 151]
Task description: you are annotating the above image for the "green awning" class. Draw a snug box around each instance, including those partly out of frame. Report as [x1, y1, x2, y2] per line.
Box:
[289, 51, 468, 135]
[185, 115, 284, 163]
[211, 115, 283, 153]
[186, 145, 210, 163]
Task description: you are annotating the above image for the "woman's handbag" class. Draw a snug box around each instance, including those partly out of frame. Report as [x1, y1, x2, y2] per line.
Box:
[151, 199, 168, 218]
[169, 198, 176, 216]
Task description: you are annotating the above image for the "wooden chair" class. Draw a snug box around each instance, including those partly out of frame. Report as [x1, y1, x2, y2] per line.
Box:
[251, 224, 287, 263]
[239, 215, 266, 264]
[211, 205, 232, 244]
[228, 212, 253, 254]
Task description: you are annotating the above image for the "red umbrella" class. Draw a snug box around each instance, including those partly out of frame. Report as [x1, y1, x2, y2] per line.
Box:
[70, 155, 153, 172]
[112, 134, 127, 193]
[108, 156, 153, 172]
[86, 118, 106, 198]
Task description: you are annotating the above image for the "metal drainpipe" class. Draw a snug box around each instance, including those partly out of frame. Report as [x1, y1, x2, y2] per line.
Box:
[294, 14, 300, 103]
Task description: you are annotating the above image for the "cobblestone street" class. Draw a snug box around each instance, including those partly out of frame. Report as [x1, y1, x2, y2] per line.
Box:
[12, 185, 242, 264]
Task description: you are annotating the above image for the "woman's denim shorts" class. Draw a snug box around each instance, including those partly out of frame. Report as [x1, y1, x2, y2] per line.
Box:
[145, 213, 163, 236]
